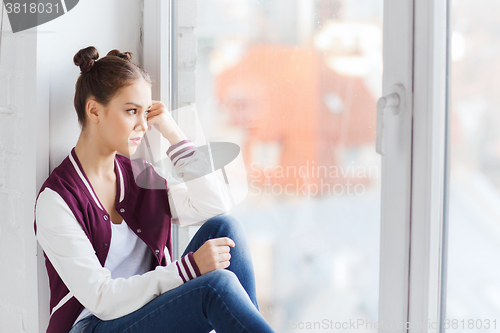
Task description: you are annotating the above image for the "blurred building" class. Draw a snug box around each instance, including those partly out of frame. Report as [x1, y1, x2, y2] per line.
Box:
[216, 44, 377, 195]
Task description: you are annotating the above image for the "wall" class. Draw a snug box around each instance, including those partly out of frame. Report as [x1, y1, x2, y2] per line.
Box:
[174, 0, 201, 258]
[0, 10, 40, 332]
[0, 0, 200, 330]
[178, 0, 198, 108]
[0, 1, 143, 331]
[42, 0, 143, 170]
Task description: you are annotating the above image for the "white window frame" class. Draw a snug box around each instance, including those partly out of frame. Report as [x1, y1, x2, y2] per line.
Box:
[143, 0, 184, 259]
[378, 0, 414, 330]
[379, 0, 449, 332]
[408, 0, 448, 332]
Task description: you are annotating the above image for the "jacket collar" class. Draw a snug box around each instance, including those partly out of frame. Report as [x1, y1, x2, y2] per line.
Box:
[69, 148, 126, 210]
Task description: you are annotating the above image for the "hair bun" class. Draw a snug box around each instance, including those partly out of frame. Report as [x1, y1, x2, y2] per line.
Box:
[74, 46, 99, 73]
[106, 49, 133, 61]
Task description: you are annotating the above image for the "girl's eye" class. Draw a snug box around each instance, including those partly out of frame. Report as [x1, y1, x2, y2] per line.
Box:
[127, 109, 150, 116]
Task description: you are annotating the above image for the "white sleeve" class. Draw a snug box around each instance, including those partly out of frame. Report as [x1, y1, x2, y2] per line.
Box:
[35, 188, 201, 321]
[165, 140, 232, 226]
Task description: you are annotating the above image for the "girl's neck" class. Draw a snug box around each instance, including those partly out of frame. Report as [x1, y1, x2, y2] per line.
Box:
[74, 130, 116, 180]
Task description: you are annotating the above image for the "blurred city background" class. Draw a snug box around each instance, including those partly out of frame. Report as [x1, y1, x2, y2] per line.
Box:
[191, 0, 500, 331]
[194, 0, 382, 331]
[447, 0, 500, 330]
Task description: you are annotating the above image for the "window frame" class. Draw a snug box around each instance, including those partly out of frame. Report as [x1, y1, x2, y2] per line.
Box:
[379, 0, 449, 332]
[408, 0, 449, 332]
[142, 0, 182, 259]
[377, 0, 414, 330]
[144, 0, 452, 331]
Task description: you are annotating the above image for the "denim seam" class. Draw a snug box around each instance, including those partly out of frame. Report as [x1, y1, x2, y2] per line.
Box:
[119, 283, 252, 333]
[205, 284, 252, 333]
[121, 286, 207, 333]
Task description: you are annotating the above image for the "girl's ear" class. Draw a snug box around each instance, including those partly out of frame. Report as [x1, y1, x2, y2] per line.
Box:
[86, 99, 101, 124]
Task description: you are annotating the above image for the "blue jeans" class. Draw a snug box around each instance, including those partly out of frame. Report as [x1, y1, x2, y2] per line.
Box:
[68, 214, 275, 333]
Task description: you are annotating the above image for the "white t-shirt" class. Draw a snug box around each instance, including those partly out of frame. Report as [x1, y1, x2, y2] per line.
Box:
[73, 219, 154, 326]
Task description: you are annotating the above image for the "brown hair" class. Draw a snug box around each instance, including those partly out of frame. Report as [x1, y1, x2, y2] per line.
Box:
[73, 46, 152, 128]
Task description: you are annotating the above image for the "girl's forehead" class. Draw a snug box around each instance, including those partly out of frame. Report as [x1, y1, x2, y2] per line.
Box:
[112, 80, 152, 105]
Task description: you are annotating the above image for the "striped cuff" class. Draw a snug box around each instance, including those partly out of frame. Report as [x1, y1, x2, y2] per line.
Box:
[175, 251, 202, 283]
[166, 139, 196, 167]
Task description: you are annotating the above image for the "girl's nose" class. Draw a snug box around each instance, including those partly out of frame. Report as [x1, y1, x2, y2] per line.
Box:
[137, 115, 148, 132]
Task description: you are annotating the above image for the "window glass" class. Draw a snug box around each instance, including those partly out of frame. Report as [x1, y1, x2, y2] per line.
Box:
[195, 0, 383, 331]
[447, 0, 500, 329]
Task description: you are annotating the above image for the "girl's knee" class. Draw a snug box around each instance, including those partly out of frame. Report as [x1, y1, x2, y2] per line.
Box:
[202, 269, 254, 309]
[204, 269, 241, 292]
[205, 214, 245, 236]
[206, 268, 237, 281]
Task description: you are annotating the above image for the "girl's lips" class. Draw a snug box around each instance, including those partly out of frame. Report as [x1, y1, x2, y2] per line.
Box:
[130, 138, 142, 145]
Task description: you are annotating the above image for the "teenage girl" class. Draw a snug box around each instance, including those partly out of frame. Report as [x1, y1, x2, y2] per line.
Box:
[34, 46, 275, 333]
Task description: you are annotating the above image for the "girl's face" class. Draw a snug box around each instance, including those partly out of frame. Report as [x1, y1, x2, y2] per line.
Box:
[96, 78, 152, 156]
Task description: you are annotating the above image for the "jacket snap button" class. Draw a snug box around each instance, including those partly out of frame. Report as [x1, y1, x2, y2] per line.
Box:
[102, 243, 108, 249]
[120, 208, 125, 213]
[154, 249, 160, 255]
[103, 215, 108, 220]
[137, 229, 142, 233]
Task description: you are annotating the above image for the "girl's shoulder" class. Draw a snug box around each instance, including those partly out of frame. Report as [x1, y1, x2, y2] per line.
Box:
[35, 150, 92, 213]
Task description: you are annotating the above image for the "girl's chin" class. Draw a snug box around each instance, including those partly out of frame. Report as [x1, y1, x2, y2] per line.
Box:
[116, 145, 139, 157]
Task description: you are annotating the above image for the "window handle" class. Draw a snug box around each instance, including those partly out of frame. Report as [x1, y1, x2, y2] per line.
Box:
[376, 84, 406, 155]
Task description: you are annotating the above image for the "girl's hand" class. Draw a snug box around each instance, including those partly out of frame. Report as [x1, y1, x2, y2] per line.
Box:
[193, 237, 236, 275]
[146, 100, 187, 145]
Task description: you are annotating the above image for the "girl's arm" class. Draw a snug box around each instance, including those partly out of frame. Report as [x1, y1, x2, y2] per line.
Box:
[165, 139, 232, 226]
[145, 100, 232, 226]
[35, 188, 201, 321]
